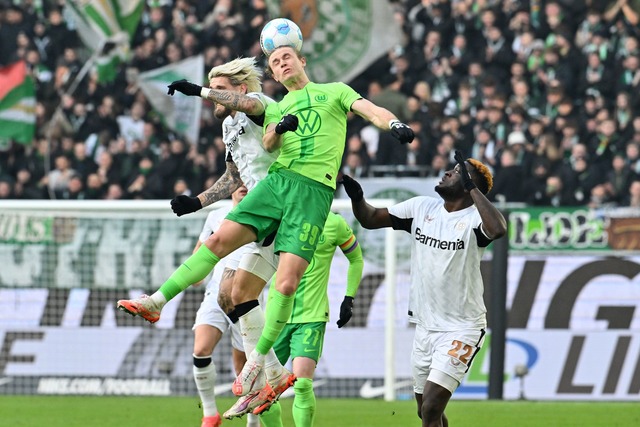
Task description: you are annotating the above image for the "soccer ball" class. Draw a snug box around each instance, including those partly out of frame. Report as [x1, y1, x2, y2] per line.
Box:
[259, 18, 303, 56]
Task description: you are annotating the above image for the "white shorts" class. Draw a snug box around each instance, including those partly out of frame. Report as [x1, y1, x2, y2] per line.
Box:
[193, 285, 244, 351]
[237, 242, 279, 283]
[411, 324, 485, 394]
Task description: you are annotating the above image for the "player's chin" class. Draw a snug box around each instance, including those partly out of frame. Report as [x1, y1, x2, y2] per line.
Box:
[213, 106, 231, 119]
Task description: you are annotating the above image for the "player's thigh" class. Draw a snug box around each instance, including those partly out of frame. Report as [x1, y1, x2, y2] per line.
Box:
[274, 178, 333, 263]
[225, 175, 282, 241]
[289, 322, 326, 366]
[193, 324, 224, 356]
[231, 264, 269, 305]
[274, 252, 310, 294]
[429, 329, 485, 393]
[205, 219, 257, 256]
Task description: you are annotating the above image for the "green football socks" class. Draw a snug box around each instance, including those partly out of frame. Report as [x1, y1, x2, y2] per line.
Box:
[258, 400, 283, 427]
[292, 378, 316, 427]
[158, 245, 220, 301]
[255, 289, 294, 355]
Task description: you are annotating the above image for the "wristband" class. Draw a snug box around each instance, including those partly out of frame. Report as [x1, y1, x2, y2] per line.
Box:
[200, 87, 211, 99]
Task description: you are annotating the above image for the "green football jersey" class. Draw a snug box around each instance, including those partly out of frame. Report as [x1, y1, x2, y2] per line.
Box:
[264, 82, 361, 189]
[268, 212, 358, 323]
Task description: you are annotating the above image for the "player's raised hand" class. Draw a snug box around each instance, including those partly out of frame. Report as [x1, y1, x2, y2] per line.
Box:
[171, 195, 203, 216]
[337, 296, 354, 328]
[454, 150, 477, 192]
[167, 79, 202, 97]
[389, 120, 414, 144]
[275, 114, 298, 134]
[339, 175, 363, 202]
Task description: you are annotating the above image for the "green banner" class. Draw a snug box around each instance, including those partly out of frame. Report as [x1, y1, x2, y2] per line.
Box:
[0, 214, 54, 244]
[508, 207, 609, 251]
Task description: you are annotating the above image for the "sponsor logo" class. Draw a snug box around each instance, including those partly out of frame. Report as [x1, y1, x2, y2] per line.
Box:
[36, 378, 171, 396]
[301, 245, 314, 251]
[359, 379, 414, 399]
[415, 227, 465, 250]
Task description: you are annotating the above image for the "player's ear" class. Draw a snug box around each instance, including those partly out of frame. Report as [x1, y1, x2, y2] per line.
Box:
[240, 83, 248, 94]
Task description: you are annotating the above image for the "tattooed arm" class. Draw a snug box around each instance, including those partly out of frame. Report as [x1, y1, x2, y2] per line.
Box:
[167, 80, 266, 116]
[201, 88, 266, 116]
[197, 160, 244, 208]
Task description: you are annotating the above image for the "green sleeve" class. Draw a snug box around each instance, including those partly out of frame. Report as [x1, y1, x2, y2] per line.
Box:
[344, 242, 363, 297]
[335, 214, 363, 297]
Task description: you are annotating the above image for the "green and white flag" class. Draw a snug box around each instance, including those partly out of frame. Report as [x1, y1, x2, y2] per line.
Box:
[0, 61, 36, 145]
[137, 55, 205, 145]
[66, 0, 144, 83]
[266, 0, 402, 83]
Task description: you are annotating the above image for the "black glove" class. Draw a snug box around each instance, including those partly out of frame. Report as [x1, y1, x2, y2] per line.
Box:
[389, 120, 414, 144]
[275, 114, 298, 134]
[167, 79, 202, 97]
[339, 175, 363, 202]
[171, 195, 203, 216]
[454, 150, 476, 192]
[337, 296, 354, 328]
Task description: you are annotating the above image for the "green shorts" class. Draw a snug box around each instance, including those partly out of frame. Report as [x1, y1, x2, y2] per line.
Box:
[225, 167, 334, 262]
[272, 322, 327, 365]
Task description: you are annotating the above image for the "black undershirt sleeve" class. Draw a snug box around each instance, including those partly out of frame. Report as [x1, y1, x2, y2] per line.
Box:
[389, 213, 413, 233]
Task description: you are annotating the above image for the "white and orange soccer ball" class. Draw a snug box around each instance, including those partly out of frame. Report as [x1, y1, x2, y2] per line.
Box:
[259, 18, 303, 56]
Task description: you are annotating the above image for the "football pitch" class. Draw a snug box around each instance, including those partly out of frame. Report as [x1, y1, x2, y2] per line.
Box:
[2, 396, 639, 426]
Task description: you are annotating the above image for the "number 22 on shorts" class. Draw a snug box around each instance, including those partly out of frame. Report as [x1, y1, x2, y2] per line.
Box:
[447, 340, 474, 365]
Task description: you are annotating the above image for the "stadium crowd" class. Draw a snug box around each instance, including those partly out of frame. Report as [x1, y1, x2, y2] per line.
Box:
[1, 0, 640, 208]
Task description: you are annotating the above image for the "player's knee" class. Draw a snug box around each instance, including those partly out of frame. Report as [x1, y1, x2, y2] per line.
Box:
[420, 397, 446, 422]
[275, 275, 300, 295]
[204, 233, 231, 257]
[193, 355, 212, 367]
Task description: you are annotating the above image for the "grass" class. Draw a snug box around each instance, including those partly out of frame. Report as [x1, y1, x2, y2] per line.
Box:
[2, 396, 639, 426]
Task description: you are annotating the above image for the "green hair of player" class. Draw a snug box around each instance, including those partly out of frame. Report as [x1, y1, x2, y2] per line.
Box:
[207, 57, 263, 93]
[467, 158, 493, 194]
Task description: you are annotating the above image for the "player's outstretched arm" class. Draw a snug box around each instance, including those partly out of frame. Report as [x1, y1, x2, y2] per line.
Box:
[350, 98, 414, 144]
[170, 161, 243, 216]
[167, 79, 265, 116]
[341, 175, 393, 229]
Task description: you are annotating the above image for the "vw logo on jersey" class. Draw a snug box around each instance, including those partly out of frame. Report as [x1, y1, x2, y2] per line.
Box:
[295, 110, 321, 136]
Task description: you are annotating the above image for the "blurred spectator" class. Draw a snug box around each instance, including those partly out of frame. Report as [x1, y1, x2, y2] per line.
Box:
[624, 180, 640, 207]
[522, 158, 553, 205]
[44, 154, 76, 196]
[489, 148, 524, 203]
[59, 174, 86, 200]
[0, 179, 14, 199]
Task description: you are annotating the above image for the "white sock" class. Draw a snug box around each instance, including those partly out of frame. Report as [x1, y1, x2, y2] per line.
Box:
[239, 307, 284, 382]
[193, 356, 217, 417]
[246, 412, 260, 426]
[238, 306, 264, 355]
[149, 291, 167, 308]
